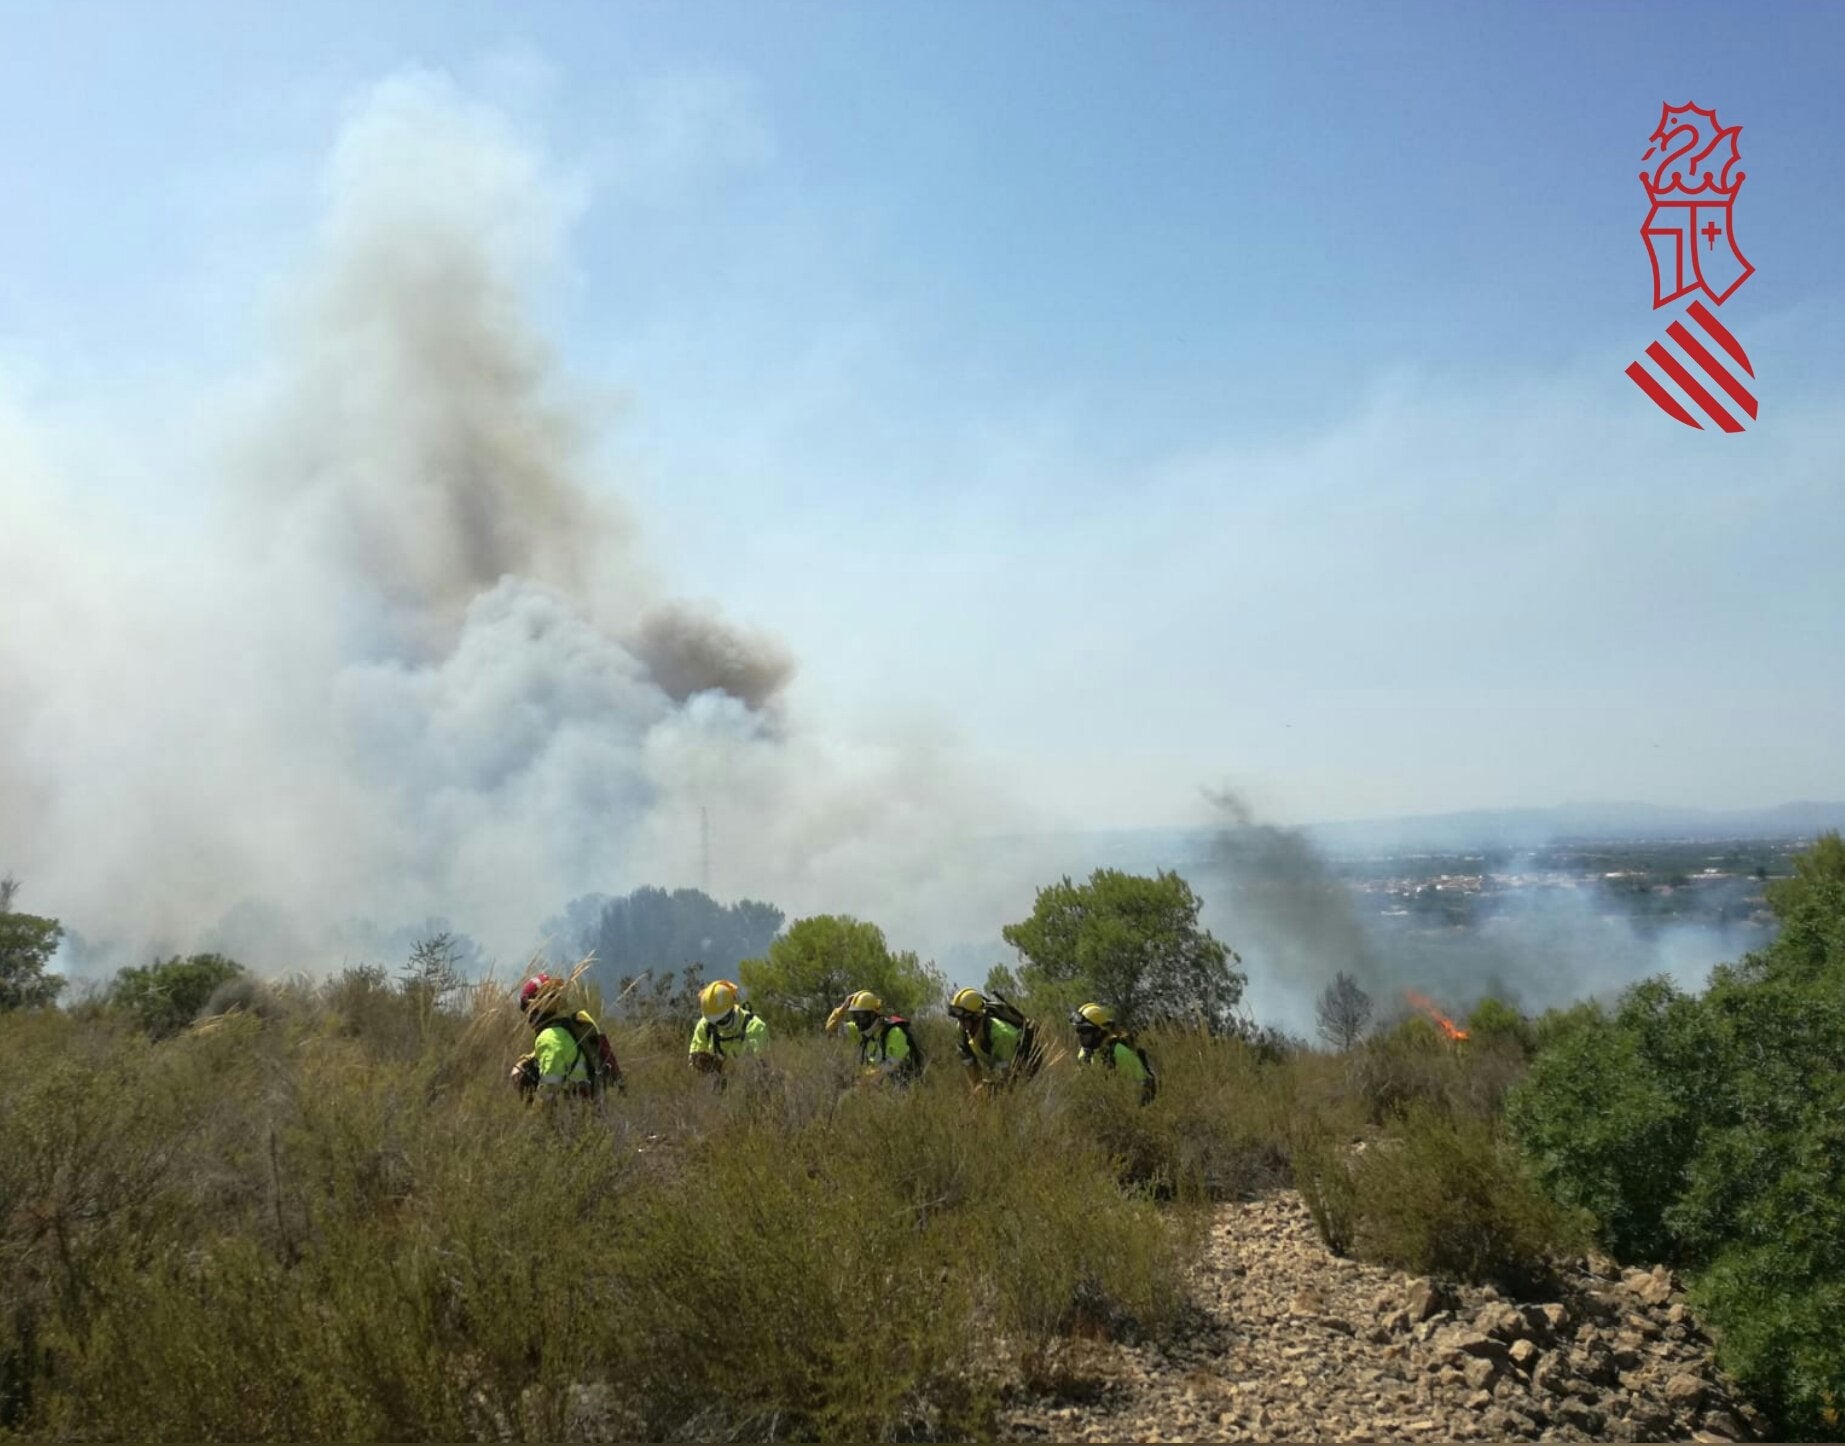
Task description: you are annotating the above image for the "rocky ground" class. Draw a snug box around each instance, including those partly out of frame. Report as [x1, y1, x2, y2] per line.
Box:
[1002, 1191, 1769, 1444]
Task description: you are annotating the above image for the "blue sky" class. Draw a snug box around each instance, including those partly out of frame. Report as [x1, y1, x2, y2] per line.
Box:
[4, 1, 1843, 831]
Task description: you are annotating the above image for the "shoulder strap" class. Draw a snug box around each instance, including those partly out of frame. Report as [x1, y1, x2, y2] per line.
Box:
[712, 1004, 755, 1059]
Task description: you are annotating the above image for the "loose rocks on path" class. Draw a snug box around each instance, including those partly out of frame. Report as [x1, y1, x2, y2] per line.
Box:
[1002, 1191, 1766, 1444]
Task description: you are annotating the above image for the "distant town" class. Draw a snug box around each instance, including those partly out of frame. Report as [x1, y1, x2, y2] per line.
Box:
[1334, 837, 1799, 935]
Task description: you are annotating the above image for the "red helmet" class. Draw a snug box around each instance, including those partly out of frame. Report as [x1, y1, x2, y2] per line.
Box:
[518, 974, 553, 1014]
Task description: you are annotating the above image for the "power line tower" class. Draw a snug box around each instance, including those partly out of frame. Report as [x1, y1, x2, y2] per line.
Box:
[700, 805, 711, 896]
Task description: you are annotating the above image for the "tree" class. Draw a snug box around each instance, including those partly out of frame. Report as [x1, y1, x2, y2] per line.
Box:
[1315, 970, 1373, 1050]
[0, 875, 66, 1012]
[738, 915, 945, 1031]
[110, 953, 246, 1039]
[1507, 833, 1845, 1436]
[1000, 869, 1244, 1030]
[1760, 830, 1845, 982]
[400, 930, 466, 1006]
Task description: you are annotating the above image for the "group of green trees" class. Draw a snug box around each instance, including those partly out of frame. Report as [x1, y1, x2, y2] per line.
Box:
[534, 871, 1248, 1040]
[1505, 834, 1845, 1436]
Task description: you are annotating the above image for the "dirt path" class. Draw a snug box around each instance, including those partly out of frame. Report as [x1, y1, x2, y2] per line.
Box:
[1001, 1191, 1766, 1444]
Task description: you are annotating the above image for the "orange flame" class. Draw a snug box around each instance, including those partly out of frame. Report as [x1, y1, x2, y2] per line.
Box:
[1405, 990, 1469, 1042]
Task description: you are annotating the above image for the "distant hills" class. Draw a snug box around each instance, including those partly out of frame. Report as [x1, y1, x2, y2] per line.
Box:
[1303, 801, 1845, 855]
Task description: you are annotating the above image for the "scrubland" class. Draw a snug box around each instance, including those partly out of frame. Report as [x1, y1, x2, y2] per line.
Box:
[2, 833, 1841, 1441]
[0, 984, 1563, 1442]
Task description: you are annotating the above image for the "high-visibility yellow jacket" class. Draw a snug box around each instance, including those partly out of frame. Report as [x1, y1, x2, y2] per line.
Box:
[1078, 1036, 1157, 1103]
[688, 1006, 768, 1059]
[1078, 1038, 1150, 1081]
[858, 1017, 920, 1081]
[957, 1016, 1022, 1076]
[532, 1017, 592, 1098]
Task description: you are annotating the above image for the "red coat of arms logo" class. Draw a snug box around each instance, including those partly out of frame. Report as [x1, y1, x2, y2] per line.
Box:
[1627, 103, 1758, 432]
[1641, 102, 1752, 307]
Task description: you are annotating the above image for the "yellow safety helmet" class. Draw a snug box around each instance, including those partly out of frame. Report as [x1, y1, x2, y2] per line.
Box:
[699, 979, 740, 1022]
[949, 987, 986, 1019]
[844, 989, 884, 1014]
[1074, 1002, 1115, 1031]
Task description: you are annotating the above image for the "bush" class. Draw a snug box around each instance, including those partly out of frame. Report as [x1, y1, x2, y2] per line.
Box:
[1345, 1015, 1527, 1126]
[109, 952, 247, 1039]
[1465, 996, 1534, 1056]
[1505, 1005, 1699, 1264]
[1506, 834, 1845, 1439]
[1337, 1107, 1587, 1290]
[1291, 1118, 1359, 1257]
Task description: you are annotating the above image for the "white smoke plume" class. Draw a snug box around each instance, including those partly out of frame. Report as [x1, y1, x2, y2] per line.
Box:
[1199, 789, 1763, 1037]
[0, 72, 1033, 977]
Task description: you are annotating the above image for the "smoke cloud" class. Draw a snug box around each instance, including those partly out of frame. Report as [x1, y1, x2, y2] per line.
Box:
[1198, 790, 1757, 1038]
[631, 602, 796, 711]
[0, 71, 1033, 977]
[1199, 789, 1381, 1027]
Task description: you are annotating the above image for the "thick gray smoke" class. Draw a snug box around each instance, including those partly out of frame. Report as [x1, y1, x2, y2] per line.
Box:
[1199, 789, 1382, 1028]
[1198, 790, 1758, 1038]
[0, 72, 1034, 978]
[631, 602, 796, 712]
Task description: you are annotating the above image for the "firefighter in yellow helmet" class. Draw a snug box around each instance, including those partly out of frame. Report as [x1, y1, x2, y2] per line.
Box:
[842, 989, 923, 1085]
[949, 986, 1039, 1092]
[688, 978, 768, 1076]
[1071, 1001, 1157, 1105]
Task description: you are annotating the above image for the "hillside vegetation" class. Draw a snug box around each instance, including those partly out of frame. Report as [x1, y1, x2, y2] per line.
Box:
[0, 838, 1839, 1441]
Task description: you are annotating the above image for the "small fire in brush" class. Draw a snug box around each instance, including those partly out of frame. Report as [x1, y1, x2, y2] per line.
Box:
[1405, 989, 1469, 1042]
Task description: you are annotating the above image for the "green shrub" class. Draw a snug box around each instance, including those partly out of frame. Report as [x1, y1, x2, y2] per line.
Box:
[1290, 1118, 1359, 1258]
[1505, 835, 1845, 1440]
[1344, 1015, 1526, 1126]
[1465, 996, 1534, 1056]
[109, 952, 247, 1039]
[1056, 1026, 1320, 1205]
[1505, 1005, 1698, 1263]
[1342, 1107, 1587, 1290]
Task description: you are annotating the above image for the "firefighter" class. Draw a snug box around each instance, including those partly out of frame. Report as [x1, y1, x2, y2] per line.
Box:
[842, 989, 922, 1085]
[1071, 1001, 1157, 1105]
[509, 973, 615, 1102]
[948, 986, 1036, 1092]
[688, 978, 768, 1075]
